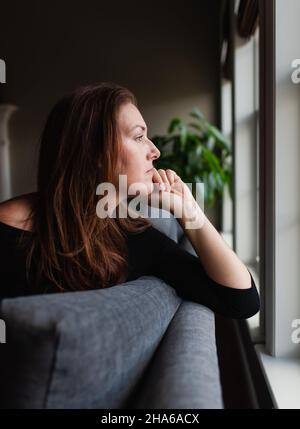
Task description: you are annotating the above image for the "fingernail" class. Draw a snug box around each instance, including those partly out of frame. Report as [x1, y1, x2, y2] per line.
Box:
[159, 183, 165, 190]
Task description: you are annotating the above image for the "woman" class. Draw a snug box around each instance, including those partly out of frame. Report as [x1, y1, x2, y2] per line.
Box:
[0, 82, 260, 319]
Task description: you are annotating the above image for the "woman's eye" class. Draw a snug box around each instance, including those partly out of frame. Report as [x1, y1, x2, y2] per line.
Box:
[136, 135, 145, 142]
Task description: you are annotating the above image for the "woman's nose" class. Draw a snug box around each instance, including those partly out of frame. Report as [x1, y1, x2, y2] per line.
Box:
[148, 140, 160, 160]
[152, 147, 160, 160]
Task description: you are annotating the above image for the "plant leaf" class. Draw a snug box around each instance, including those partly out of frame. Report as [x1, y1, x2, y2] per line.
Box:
[167, 117, 182, 134]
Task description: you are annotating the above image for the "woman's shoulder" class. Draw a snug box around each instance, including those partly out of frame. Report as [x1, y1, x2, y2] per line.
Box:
[0, 192, 37, 232]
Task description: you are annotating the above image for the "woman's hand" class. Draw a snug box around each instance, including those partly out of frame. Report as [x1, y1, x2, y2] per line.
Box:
[148, 168, 201, 221]
[148, 168, 205, 229]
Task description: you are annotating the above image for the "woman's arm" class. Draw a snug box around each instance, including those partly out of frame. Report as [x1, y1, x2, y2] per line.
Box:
[151, 168, 252, 291]
[176, 202, 252, 290]
[130, 223, 260, 320]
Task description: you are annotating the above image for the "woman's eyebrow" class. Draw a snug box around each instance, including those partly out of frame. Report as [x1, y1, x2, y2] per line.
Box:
[129, 124, 147, 132]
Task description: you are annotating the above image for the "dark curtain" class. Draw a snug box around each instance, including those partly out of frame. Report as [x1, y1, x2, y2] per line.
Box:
[221, 0, 259, 80]
[220, 0, 232, 81]
[237, 0, 259, 38]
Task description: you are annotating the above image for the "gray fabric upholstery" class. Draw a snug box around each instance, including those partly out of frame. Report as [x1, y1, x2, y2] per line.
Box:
[0, 277, 182, 409]
[127, 302, 224, 409]
[0, 211, 224, 409]
[148, 207, 198, 256]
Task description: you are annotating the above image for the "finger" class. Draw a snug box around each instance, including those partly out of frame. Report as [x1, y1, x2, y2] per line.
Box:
[152, 168, 166, 191]
[152, 168, 164, 184]
[172, 170, 180, 181]
[157, 169, 171, 190]
[165, 169, 176, 184]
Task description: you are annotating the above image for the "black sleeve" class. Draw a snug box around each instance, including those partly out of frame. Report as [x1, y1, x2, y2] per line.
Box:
[149, 226, 260, 320]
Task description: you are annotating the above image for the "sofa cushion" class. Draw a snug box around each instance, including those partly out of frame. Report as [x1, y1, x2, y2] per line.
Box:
[126, 301, 224, 409]
[0, 276, 181, 409]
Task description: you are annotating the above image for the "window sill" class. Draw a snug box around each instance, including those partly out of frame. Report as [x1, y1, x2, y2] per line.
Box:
[244, 260, 300, 409]
[219, 233, 300, 408]
[254, 344, 300, 409]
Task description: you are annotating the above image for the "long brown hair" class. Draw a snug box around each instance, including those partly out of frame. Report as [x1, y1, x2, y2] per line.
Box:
[22, 82, 152, 292]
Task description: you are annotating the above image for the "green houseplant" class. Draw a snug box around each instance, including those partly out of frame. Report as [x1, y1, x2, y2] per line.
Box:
[150, 107, 232, 212]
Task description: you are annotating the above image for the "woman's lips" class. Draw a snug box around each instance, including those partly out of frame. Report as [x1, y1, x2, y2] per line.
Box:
[146, 168, 154, 173]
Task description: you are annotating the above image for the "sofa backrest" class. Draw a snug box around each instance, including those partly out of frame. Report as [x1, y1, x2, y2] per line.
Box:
[0, 276, 182, 408]
[126, 301, 224, 409]
[0, 210, 223, 409]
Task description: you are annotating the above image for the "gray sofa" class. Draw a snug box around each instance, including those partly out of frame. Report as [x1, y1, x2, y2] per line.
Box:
[0, 210, 224, 409]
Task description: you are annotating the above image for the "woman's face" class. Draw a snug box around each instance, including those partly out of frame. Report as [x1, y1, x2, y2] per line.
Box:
[117, 102, 161, 195]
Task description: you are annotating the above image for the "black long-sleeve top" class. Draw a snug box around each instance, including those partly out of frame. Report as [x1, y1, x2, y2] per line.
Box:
[0, 219, 260, 319]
